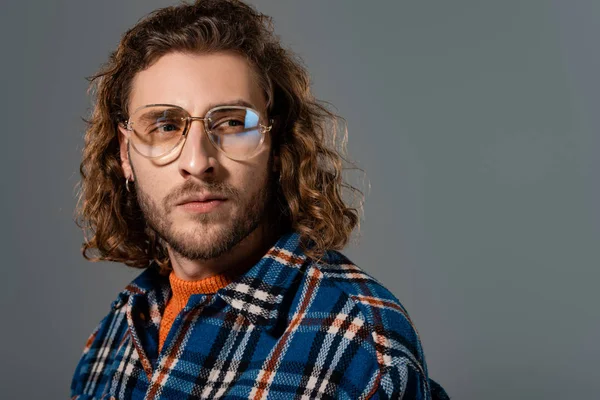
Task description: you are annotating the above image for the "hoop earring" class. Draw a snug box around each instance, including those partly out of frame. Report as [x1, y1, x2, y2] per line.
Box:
[125, 178, 131, 193]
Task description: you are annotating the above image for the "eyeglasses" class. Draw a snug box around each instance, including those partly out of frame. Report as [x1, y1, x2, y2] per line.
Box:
[122, 104, 273, 161]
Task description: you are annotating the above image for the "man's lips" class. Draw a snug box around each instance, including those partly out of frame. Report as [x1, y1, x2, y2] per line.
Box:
[176, 194, 227, 205]
[179, 199, 225, 213]
[176, 194, 228, 213]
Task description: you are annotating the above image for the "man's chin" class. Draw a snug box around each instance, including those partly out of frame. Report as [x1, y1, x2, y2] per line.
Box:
[172, 203, 232, 223]
[165, 231, 231, 259]
[164, 216, 262, 261]
[171, 222, 227, 241]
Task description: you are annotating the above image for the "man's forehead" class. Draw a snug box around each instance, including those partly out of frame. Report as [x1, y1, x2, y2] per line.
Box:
[127, 51, 266, 114]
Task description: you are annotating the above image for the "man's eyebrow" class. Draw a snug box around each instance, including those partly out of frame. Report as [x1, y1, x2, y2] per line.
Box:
[205, 99, 258, 111]
[130, 99, 261, 117]
[138, 109, 179, 120]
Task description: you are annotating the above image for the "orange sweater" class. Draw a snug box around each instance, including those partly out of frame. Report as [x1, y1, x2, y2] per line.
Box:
[158, 271, 233, 352]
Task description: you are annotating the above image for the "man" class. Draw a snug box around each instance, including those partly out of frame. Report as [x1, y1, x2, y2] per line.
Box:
[71, 0, 449, 399]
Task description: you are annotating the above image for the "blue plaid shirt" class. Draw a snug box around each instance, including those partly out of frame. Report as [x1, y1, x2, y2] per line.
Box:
[71, 232, 448, 399]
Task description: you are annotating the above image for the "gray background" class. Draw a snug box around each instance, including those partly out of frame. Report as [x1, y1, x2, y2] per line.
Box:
[1, 0, 598, 399]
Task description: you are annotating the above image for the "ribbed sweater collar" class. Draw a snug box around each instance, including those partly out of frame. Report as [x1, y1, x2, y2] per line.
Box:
[167, 270, 233, 310]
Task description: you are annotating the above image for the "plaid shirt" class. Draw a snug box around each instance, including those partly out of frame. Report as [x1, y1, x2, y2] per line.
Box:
[71, 232, 448, 399]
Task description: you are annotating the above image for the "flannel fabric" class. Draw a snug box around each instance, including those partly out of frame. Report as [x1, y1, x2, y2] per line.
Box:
[71, 232, 449, 399]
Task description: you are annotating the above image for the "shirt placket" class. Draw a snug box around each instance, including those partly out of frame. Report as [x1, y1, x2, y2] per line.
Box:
[144, 294, 213, 399]
[125, 294, 157, 381]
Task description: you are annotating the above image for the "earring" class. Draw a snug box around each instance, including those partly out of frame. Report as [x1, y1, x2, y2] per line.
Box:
[125, 177, 131, 193]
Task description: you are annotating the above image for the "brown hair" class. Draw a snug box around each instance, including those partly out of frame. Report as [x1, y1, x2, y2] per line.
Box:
[75, 0, 363, 271]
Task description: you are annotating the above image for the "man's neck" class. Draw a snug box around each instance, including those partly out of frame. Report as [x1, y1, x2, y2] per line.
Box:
[167, 223, 279, 282]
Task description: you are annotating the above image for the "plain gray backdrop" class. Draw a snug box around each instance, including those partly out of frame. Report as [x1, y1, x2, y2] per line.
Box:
[1, 1, 598, 399]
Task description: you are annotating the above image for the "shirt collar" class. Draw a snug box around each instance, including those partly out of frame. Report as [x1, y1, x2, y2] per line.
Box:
[111, 231, 309, 331]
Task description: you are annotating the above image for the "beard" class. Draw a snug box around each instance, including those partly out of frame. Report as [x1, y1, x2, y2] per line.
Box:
[132, 160, 275, 262]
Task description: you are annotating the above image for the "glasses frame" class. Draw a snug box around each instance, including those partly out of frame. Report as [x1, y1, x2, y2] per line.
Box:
[123, 104, 274, 161]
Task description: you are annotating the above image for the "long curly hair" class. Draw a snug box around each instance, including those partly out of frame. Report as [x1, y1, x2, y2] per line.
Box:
[75, 0, 363, 272]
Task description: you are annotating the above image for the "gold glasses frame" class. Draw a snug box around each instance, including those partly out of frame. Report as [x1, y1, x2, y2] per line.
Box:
[122, 104, 274, 161]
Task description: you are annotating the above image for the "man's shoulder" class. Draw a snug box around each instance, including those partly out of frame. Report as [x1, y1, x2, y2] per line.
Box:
[308, 250, 451, 398]
[71, 266, 168, 397]
[311, 250, 411, 319]
[81, 267, 161, 345]
[307, 250, 427, 364]
[107, 264, 169, 310]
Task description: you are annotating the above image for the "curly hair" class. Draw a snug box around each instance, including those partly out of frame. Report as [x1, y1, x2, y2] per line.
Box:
[75, 0, 363, 272]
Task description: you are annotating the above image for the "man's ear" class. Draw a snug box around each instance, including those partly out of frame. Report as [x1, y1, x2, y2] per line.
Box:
[118, 124, 134, 181]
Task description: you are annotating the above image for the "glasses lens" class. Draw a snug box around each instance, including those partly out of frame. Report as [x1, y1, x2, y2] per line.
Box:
[129, 106, 187, 158]
[207, 108, 264, 159]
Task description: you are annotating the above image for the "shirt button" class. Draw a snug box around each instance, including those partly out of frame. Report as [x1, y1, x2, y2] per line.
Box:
[139, 313, 146, 321]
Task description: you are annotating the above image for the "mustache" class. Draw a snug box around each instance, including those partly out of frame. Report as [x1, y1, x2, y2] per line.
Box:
[165, 180, 238, 208]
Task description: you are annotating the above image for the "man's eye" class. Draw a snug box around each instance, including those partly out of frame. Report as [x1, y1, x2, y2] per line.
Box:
[158, 124, 179, 132]
[221, 119, 243, 127]
[148, 122, 182, 134]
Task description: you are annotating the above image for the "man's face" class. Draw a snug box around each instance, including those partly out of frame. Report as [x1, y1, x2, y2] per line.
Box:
[118, 52, 275, 261]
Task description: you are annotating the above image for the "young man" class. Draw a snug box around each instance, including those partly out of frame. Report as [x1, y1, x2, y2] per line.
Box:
[71, 1, 449, 399]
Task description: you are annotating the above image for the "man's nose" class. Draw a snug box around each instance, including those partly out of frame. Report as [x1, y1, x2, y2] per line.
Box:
[177, 119, 220, 179]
